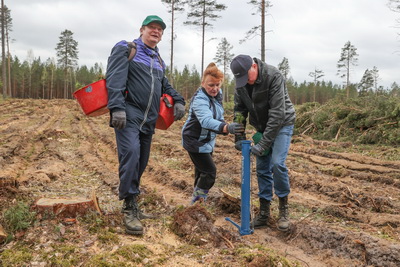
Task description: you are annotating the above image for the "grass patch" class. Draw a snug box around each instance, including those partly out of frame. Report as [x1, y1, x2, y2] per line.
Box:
[43, 244, 81, 266]
[78, 211, 106, 234]
[114, 244, 153, 263]
[0, 244, 34, 266]
[3, 202, 36, 235]
[97, 228, 120, 244]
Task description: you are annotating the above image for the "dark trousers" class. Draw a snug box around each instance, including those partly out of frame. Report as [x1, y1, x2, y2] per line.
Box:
[188, 152, 216, 190]
[115, 126, 153, 200]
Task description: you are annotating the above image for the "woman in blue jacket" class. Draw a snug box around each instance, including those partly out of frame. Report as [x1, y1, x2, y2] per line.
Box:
[182, 63, 244, 204]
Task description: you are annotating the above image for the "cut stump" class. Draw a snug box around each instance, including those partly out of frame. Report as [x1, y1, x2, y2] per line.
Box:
[0, 224, 6, 243]
[32, 194, 101, 218]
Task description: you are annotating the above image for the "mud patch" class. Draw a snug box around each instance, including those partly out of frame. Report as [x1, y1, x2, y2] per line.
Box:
[171, 204, 239, 248]
[290, 222, 400, 266]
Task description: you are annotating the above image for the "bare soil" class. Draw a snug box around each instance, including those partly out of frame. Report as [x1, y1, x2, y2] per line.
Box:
[0, 99, 399, 266]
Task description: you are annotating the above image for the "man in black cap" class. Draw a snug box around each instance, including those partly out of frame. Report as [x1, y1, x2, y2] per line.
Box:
[230, 54, 296, 231]
[106, 15, 185, 235]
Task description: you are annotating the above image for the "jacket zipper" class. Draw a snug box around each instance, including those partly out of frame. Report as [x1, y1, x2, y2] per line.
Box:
[140, 54, 155, 130]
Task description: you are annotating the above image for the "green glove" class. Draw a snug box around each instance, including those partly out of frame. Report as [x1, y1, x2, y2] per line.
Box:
[252, 132, 270, 156]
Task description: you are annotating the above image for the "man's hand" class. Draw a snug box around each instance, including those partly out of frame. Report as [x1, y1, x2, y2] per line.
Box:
[227, 123, 245, 135]
[234, 141, 243, 151]
[251, 143, 269, 157]
[174, 103, 185, 121]
[112, 110, 126, 130]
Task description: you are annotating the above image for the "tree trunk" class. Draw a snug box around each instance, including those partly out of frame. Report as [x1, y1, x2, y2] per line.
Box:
[261, 0, 265, 62]
[1, 0, 7, 98]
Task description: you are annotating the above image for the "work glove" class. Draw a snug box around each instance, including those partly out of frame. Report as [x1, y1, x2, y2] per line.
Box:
[251, 143, 270, 157]
[227, 123, 245, 135]
[235, 141, 243, 151]
[111, 110, 126, 130]
[174, 103, 185, 121]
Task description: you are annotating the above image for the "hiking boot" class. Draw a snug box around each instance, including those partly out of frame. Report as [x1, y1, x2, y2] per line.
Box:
[190, 186, 209, 205]
[252, 198, 270, 228]
[122, 195, 143, 235]
[277, 196, 290, 232]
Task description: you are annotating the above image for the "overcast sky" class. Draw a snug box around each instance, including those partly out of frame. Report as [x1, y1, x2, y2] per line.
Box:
[8, 0, 400, 88]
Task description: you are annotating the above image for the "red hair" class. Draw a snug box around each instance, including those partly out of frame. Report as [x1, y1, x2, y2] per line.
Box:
[202, 63, 224, 83]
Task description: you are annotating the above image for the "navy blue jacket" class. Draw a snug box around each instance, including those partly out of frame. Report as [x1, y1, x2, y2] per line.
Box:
[106, 37, 185, 134]
[182, 88, 227, 153]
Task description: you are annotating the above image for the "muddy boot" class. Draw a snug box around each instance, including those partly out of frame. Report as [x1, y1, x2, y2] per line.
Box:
[277, 196, 290, 232]
[122, 195, 143, 235]
[190, 186, 209, 205]
[252, 198, 270, 228]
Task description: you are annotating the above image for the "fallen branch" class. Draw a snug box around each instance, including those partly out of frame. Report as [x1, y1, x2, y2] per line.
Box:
[335, 125, 342, 141]
[219, 234, 234, 249]
[301, 123, 314, 135]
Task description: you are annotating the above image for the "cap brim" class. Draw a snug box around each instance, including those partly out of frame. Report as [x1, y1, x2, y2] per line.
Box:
[154, 20, 166, 30]
[235, 75, 248, 88]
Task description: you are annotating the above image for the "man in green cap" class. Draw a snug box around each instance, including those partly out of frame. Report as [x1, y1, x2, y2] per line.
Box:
[106, 15, 186, 235]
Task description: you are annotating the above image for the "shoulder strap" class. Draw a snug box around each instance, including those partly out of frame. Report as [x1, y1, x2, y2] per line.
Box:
[127, 42, 137, 61]
[127, 41, 164, 69]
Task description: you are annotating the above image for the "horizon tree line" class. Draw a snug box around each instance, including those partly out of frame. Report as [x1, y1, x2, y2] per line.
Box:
[1, 1, 399, 103]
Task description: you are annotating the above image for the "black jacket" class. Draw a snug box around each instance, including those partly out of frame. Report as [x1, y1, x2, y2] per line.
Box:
[234, 58, 296, 149]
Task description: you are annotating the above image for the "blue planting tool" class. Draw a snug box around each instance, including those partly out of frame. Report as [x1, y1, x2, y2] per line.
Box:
[225, 140, 254, 236]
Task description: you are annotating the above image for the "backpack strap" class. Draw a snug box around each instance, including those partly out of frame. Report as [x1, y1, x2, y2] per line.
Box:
[127, 41, 163, 69]
[127, 42, 137, 61]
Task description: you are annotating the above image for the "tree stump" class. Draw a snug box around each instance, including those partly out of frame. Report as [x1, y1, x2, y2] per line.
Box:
[0, 224, 6, 243]
[32, 192, 101, 218]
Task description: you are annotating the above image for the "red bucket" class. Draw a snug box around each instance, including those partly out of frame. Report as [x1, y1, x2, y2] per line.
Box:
[156, 94, 174, 130]
[73, 79, 109, 117]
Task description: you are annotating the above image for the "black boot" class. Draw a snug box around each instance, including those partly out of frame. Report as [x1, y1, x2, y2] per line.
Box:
[252, 198, 271, 228]
[122, 195, 143, 235]
[277, 196, 290, 232]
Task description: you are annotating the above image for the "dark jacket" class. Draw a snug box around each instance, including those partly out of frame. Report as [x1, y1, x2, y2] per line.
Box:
[106, 38, 185, 134]
[234, 58, 296, 149]
[182, 88, 227, 153]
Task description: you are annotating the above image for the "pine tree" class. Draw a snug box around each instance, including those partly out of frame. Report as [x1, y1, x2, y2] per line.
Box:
[55, 29, 78, 98]
[0, 5, 12, 97]
[370, 66, 380, 91]
[161, 0, 186, 86]
[278, 57, 290, 80]
[213, 37, 234, 102]
[309, 67, 324, 102]
[1, 0, 6, 98]
[337, 41, 358, 98]
[240, 0, 272, 62]
[358, 69, 374, 96]
[388, 0, 400, 12]
[184, 0, 227, 74]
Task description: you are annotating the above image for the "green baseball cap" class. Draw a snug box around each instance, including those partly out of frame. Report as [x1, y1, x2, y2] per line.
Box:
[142, 15, 166, 30]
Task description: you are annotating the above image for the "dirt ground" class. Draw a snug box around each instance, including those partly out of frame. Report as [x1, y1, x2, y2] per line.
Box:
[0, 99, 399, 267]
